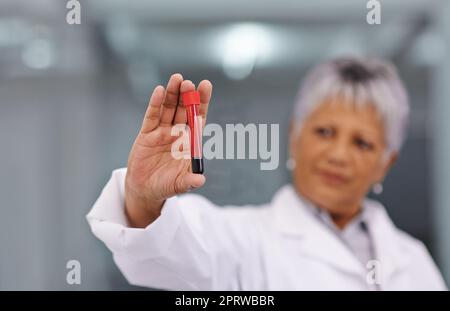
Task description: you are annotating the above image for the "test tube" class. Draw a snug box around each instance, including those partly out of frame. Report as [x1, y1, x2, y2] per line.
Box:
[181, 90, 204, 174]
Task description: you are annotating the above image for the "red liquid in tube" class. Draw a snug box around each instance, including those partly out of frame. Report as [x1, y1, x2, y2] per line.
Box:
[181, 90, 204, 174]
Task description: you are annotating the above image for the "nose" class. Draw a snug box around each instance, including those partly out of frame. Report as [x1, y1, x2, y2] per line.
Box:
[327, 137, 350, 167]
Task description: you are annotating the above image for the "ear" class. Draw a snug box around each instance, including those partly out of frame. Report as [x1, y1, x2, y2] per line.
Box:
[374, 151, 398, 183]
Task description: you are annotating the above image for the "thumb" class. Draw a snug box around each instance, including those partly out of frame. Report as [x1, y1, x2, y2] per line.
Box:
[176, 173, 206, 193]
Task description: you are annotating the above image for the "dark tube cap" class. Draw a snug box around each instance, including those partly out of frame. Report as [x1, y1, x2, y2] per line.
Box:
[191, 158, 204, 174]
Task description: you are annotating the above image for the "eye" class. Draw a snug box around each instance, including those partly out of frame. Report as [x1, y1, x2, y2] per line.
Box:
[314, 126, 334, 138]
[354, 137, 374, 151]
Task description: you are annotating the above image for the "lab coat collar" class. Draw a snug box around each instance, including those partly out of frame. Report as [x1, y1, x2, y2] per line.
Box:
[365, 197, 411, 284]
[271, 184, 410, 280]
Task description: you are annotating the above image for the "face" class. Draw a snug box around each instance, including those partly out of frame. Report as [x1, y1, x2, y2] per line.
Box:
[290, 98, 397, 220]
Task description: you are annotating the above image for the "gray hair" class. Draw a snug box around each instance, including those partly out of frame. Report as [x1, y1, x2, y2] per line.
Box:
[293, 57, 410, 155]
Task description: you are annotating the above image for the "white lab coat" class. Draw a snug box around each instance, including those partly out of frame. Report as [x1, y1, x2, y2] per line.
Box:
[87, 168, 447, 291]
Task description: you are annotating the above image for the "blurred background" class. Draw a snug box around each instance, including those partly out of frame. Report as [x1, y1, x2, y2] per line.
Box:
[0, 0, 449, 290]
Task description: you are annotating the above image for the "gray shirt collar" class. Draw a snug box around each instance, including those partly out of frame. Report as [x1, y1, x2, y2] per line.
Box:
[295, 191, 370, 234]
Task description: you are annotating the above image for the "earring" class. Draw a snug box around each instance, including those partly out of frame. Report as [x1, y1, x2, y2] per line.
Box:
[372, 183, 383, 195]
[286, 158, 296, 171]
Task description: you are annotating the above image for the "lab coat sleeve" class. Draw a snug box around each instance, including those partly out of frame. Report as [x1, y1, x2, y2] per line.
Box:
[86, 168, 254, 290]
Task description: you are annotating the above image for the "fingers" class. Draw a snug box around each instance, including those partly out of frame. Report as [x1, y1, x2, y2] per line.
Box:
[140, 85, 165, 134]
[141, 76, 211, 133]
[197, 80, 213, 127]
[160, 73, 183, 126]
[173, 80, 195, 125]
[176, 173, 206, 194]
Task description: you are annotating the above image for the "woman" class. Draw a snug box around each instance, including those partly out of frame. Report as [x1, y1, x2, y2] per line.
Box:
[87, 57, 447, 290]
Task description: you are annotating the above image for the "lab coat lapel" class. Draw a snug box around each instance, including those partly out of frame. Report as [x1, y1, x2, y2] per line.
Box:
[364, 199, 411, 287]
[272, 185, 366, 276]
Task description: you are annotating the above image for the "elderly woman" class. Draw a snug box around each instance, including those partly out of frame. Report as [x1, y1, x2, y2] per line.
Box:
[87, 57, 447, 290]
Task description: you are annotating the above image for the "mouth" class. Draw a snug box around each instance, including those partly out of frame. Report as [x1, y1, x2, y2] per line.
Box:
[317, 169, 350, 186]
